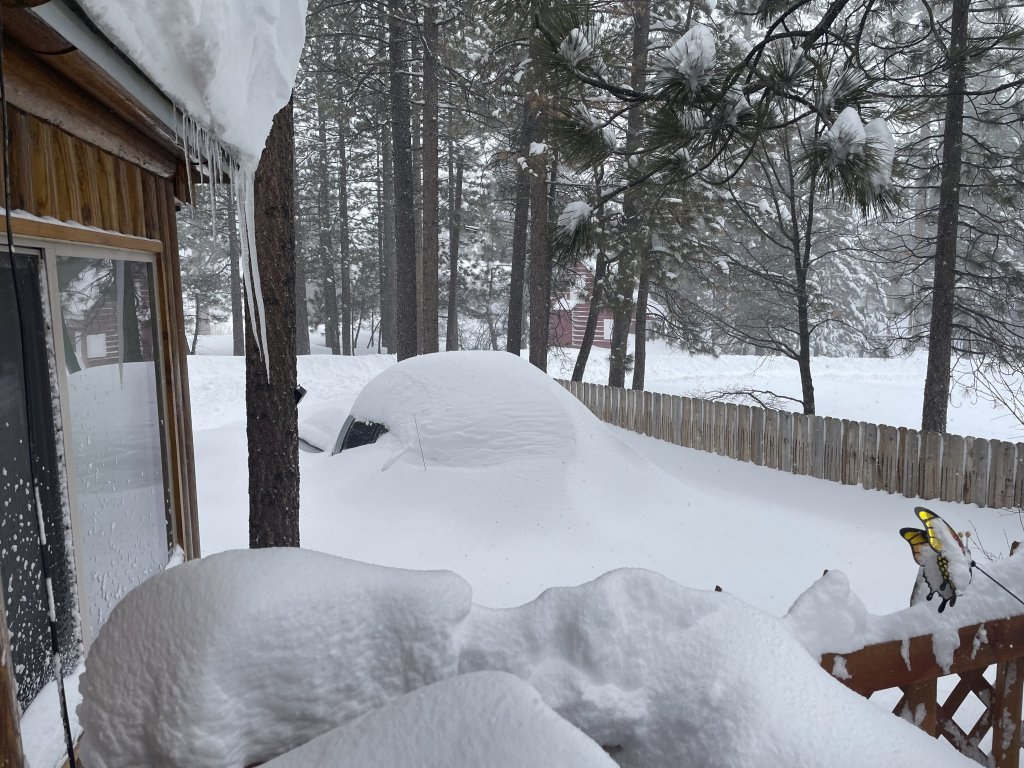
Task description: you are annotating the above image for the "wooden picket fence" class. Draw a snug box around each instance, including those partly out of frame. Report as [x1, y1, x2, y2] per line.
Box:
[556, 380, 1024, 509]
[820, 612, 1024, 766]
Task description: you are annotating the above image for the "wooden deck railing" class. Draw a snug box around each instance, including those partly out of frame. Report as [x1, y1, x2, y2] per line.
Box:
[556, 380, 1024, 509]
[819, 612, 1024, 766]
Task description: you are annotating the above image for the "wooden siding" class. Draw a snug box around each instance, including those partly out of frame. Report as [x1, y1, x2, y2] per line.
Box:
[2, 105, 199, 561]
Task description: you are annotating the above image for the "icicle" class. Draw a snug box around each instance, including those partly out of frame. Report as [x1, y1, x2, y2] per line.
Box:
[176, 107, 270, 377]
[237, 167, 270, 378]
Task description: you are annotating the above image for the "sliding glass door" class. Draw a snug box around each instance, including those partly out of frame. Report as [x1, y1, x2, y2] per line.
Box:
[55, 249, 172, 640]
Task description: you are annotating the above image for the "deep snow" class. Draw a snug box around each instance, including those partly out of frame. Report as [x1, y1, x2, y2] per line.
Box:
[79, 549, 978, 768]
[190, 349, 1023, 616]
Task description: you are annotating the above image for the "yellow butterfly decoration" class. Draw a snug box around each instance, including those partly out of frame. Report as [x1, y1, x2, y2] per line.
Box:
[899, 507, 972, 613]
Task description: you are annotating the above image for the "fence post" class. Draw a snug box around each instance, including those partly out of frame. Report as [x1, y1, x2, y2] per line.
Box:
[791, 414, 805, 476]
[779, 411, 794, 472]
[750, 407, 765, 466]
[1015, 444, 1024, 508]
[842, 419, 861, 486]
[704, 399, 716, 453]
[965, 436, 989, 508]
[877, 425, 899, 494]
[823, 417, 841, 482]
[940, 434, 965, 503]
[763, 409, 779, 469]
[737, 404, 751, 463]
[993, 657, 1024, 768]
[903, 428, 921, 498]
[724, 403, 738, 458]
[651, 393, 663, 440]
[714, 402, 728, 456]
[989, 440, 1016, 509]
[903, 680, 938, 737]
[921, 431, 942, 500]
[680, 397, 692, 447]
[861, 423, 878, 491]
[691, 398, 703, 451]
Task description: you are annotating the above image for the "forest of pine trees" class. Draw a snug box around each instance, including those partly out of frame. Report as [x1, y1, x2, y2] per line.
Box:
[179, 0, 1024, 431]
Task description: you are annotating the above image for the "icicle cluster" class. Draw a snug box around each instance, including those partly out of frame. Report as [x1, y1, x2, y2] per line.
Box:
[177, 108, 269, 374]
[654, 24, 716, 95]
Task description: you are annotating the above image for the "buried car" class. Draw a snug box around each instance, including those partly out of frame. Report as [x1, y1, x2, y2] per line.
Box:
[299, 350, 587, 463]
[295, 351, 715, 608]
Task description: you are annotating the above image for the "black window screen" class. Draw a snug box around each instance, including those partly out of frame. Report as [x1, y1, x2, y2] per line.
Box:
[0, 250, 78, 711]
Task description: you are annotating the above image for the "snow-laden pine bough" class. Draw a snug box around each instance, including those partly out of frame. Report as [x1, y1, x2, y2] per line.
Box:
[901, 506, 1024, 613]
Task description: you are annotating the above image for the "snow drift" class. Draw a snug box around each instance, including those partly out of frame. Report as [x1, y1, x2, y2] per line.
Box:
[77, 549, 471, 767]
[263, 672, 618, 768]
[79, 549, 974, 767]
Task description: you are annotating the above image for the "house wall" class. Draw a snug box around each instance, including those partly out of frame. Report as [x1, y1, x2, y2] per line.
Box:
[1, 19, 199, 764]
[0, 104, 199, 562]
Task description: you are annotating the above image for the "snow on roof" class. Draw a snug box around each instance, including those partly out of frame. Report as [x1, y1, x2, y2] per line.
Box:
[75, 0, 307, 168]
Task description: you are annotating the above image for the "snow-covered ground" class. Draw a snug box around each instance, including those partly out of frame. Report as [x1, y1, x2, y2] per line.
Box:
[190, 343, 1023, 617]
[68, 342, 1024, 767]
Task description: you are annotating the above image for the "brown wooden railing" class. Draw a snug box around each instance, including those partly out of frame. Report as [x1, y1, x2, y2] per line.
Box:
[556, 380, 1024, 509]
[819, 613, 1024, 767]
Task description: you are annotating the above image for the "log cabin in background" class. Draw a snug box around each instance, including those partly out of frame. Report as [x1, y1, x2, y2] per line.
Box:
[1, 2, 205, 764]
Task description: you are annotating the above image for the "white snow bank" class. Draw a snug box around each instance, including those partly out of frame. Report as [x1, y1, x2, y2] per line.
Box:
[785, 551, 1024, 673]
[80, 550, 973, 768]
[347, 351, 589, 467]
[21, 667, 83, 768]
[77, 0, 306, 167]
[78, 549, 471, 768]
[460, 568, 972, 768]
[264, 672, 617, 768]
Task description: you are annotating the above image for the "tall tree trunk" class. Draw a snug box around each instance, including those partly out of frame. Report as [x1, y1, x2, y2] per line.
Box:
[446, 148, 463, 351]
[390, 0, 418, 360]
[506, 100, 533, 356]
[420, 2, 440, 353]
[247, 98, 299, 548]
[572, 252, 608, 382]
[290, 142, 309, 356]
[380, 120, 398, 353]
[316, 100, 340, 354]
[228, 183, 245, 356]
[294, 256, 310, 355]
[190, 294, 201, 355]
[527, 112, 550, 372]
[631, 242, 650, 390]
[921, 0, 969, 434]
[795, 174, 817, 415]
[609, 0, 651, 387]
[339, 125, 353, 355]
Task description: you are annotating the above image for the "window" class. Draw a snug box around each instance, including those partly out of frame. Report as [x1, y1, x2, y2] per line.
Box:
[57, 252, 172, 640]
[0, 248, 77, 710]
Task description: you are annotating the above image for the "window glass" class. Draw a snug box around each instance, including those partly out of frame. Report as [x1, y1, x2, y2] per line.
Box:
[57, 255, 171, 638]
[0, 250, 77, 709]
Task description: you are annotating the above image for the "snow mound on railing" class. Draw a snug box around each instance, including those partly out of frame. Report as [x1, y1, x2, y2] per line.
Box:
[263, 672, 617, 768]
[785, 552, 1024, 673]
[78, 549, 471, 767]
[79, 550, 972, 767]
